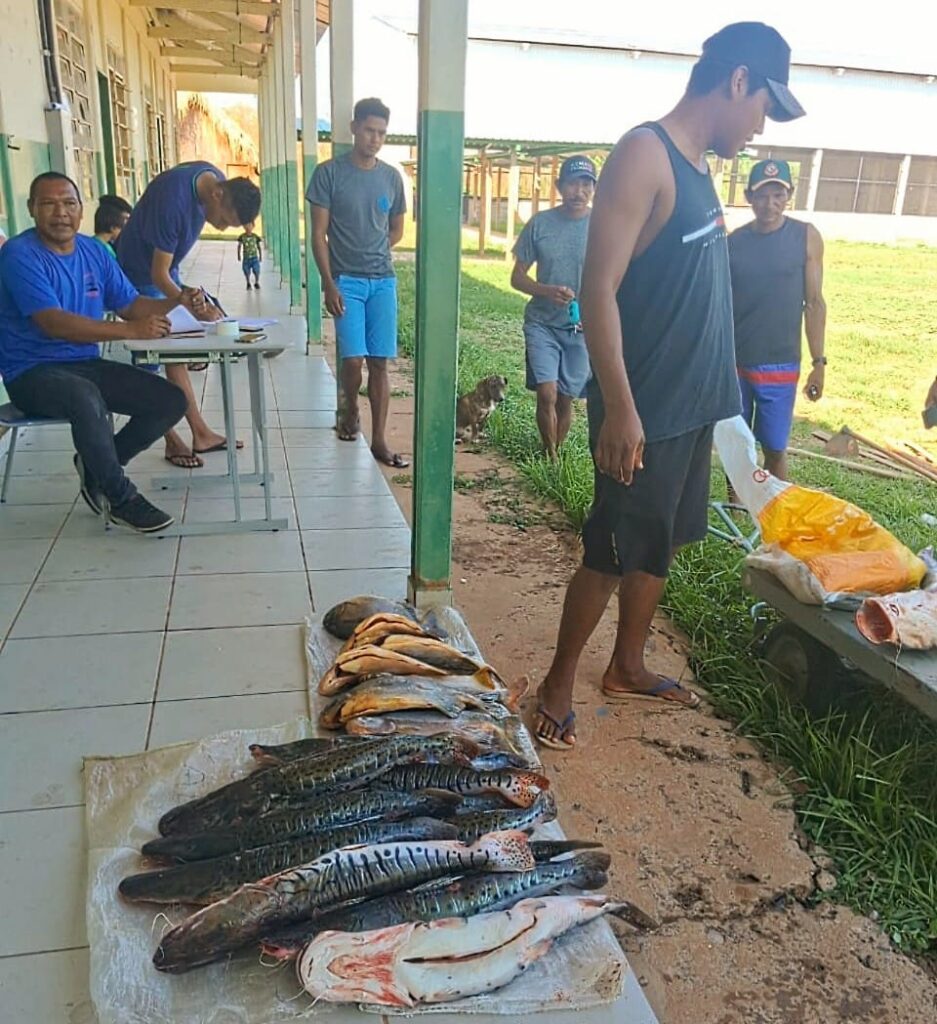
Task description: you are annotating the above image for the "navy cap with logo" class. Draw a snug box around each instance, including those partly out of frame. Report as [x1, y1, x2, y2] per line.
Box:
[748, 159, 793, 192]
[558, 156, 598, 183]
[700, 22, 806, 122]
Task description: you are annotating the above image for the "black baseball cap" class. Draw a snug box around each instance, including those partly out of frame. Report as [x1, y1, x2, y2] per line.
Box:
[558, 156, 597, 183]
[700, 22, 805, 122]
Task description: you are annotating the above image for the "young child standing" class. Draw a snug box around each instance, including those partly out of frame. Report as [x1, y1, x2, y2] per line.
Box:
[237, 222, 263, 289]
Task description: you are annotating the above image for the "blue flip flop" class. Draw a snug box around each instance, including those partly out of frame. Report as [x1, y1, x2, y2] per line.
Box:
[534, 703, 577, 751]
[602, 676, 700, 708]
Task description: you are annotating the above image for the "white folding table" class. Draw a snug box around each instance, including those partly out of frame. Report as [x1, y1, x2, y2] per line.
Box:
[122, 330, 289, 536]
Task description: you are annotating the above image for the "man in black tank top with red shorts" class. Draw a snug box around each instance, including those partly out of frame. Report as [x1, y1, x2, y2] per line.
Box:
[729, 159, 827, 481]
[535, 23, 805, 750]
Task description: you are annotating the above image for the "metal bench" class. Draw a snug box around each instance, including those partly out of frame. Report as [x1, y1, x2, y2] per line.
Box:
[0, 403, 70, 503]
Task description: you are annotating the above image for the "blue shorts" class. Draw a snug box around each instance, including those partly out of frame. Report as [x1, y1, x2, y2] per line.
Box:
[738, 363, 800, 453]
[334, 275, 398, 360]
[243, 257, 261, 277]
[524, 321, 591, 398]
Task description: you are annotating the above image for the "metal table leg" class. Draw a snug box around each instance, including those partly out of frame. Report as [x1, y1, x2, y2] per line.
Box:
[220, 352, 242, 522]
[248, 352, 274, 523]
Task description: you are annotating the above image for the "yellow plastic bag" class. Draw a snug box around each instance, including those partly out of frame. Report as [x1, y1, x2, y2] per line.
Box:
[758, 484, 925, 595]
[714, 417, 925, 598]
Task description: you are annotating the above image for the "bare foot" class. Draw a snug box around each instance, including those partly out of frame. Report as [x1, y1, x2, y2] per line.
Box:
[164, 439, 204, 469]
[602, 664, 700, 707]
[532, 680, 577, 749]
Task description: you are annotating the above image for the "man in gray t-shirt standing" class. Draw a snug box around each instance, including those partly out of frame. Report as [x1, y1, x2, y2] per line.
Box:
[307, 97, 409, 468]
[511, 156, 596, 460]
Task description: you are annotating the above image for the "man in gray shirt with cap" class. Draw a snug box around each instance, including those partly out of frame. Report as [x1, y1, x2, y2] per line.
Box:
[511, 156, 596, 460]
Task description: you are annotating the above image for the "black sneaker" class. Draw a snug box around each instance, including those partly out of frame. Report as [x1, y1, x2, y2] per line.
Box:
[108, 494, 174, 533]
[254, 282, 260, 289]
[246, 282, 252, 290]
[73, 453, 104, 515]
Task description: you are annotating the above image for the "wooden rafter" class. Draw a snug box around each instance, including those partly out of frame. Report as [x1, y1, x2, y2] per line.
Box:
[168, 61, 261, 78]
[149, 22, 269, 44]
[130, 0, 279, 15]
[161, 44, 261, 65]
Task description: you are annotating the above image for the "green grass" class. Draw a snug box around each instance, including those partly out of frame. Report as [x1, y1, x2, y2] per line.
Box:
[396, 243, 937, 953]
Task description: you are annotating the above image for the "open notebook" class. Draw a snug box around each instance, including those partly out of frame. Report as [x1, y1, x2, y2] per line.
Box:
[166, 305, 207, 336]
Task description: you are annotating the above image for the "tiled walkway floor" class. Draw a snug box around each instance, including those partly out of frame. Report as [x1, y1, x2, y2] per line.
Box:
[0, 243, 656, 1023]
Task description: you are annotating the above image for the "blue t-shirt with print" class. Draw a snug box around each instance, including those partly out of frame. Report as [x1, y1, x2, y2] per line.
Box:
[116, 160, 222, 288]
[0, 229, 138, 382]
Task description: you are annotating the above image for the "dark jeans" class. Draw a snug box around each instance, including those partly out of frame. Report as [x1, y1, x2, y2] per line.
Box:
[6, 358, 187, 506]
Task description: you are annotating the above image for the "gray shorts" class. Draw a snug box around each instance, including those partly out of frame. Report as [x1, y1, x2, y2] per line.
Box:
[523, 321, 591, 398]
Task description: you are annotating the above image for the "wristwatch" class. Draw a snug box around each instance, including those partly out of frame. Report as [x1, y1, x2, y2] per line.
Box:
[812, 356, 828, 367]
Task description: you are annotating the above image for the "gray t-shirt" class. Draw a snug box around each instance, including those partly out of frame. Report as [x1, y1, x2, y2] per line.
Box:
[512, 207, 590, 328]
[306, 154, 406, 279]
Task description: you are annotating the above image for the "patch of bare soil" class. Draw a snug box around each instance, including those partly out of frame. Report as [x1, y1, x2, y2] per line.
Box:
[333, 342, 937, 1024]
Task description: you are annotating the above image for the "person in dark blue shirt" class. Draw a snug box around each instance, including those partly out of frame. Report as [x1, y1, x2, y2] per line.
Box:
[117, 162, 260, 467]
[0, 173, 192, 533]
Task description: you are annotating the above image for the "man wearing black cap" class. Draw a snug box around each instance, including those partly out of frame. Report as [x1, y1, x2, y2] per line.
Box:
[729, 159, 827, 481]
[511, 156, 596, 459]
[535, 23, 805, 750]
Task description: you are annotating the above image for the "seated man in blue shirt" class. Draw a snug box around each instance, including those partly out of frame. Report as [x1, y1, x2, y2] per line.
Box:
[0, 172, 190, 533]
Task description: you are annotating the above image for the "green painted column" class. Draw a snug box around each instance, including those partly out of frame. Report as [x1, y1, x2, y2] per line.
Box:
[300, 0, 322, 346]
[408, 0, 469, 608]
[329, 0, 355, 423]
[280, 0, 303, 312]
[260, 70, 278, 265]
[272, 18, 289, 281]
[329, 1, 355, 160]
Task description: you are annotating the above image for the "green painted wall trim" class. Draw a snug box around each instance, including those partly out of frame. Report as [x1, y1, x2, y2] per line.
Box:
[94, 151, 106, 198]
[410, 108, 466, 592]
[1, 137, 51, 237]
[0, 134, 18, 236]
[276, 160, 289, 280]
[303, 153, 322, 344]
[284, 157, 302, 307]
[98, 74, 117, 196]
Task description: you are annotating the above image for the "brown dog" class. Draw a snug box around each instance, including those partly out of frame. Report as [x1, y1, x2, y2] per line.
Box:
[455, 375, 508, 442]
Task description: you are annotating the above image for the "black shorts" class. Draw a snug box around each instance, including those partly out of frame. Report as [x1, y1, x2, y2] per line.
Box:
[581, 419, 715, 579]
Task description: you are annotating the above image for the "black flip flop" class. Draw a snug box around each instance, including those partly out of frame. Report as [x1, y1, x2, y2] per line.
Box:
[372, 450, 410, 469]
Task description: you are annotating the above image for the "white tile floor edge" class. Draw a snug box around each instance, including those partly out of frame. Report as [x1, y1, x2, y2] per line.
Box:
[0, 242, 659, 1024]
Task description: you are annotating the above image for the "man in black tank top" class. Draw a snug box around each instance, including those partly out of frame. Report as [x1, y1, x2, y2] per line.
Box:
[729, 159, 827, 481]
[534, 23, 805, 750]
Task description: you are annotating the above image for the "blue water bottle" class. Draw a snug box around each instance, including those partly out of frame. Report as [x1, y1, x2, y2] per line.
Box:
[568, 298, 581, 327]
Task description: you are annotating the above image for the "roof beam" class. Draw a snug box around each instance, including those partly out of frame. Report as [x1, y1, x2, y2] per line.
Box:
[168, 61, 261, 78]
[161, 43, 262, 64]
[149, 16, 269, 43]
[131, 0, 279, 15]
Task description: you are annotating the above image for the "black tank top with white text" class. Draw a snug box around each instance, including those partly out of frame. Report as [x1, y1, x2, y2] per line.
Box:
[589, 122, 739, 443]
[729, 217, 807, 367]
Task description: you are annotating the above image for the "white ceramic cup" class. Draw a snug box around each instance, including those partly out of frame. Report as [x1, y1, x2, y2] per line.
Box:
[215, 320, 240, 337]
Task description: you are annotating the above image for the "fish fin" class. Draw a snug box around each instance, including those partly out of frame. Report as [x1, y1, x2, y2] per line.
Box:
[608, 900, 660, 931]
[505, 674, 531, 711]
[530, 839, 603, 861]
[520, 937, 554, 968]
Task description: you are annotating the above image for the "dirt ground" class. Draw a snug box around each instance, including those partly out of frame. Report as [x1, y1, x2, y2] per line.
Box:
[337, 349, 937, 1024]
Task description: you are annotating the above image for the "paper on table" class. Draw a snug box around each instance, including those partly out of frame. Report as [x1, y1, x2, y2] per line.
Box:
[167, 305, 206, 335]
[239, 317, 279, 330]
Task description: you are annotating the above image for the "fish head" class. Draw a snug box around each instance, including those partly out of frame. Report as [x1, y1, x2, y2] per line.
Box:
[297, 925, 417, 1007]
[153, 885, 277, 973]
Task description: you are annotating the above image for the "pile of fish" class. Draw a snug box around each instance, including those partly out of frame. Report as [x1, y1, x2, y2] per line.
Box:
[114, 596, 656, 1007]
[319, 597, 533, 770]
